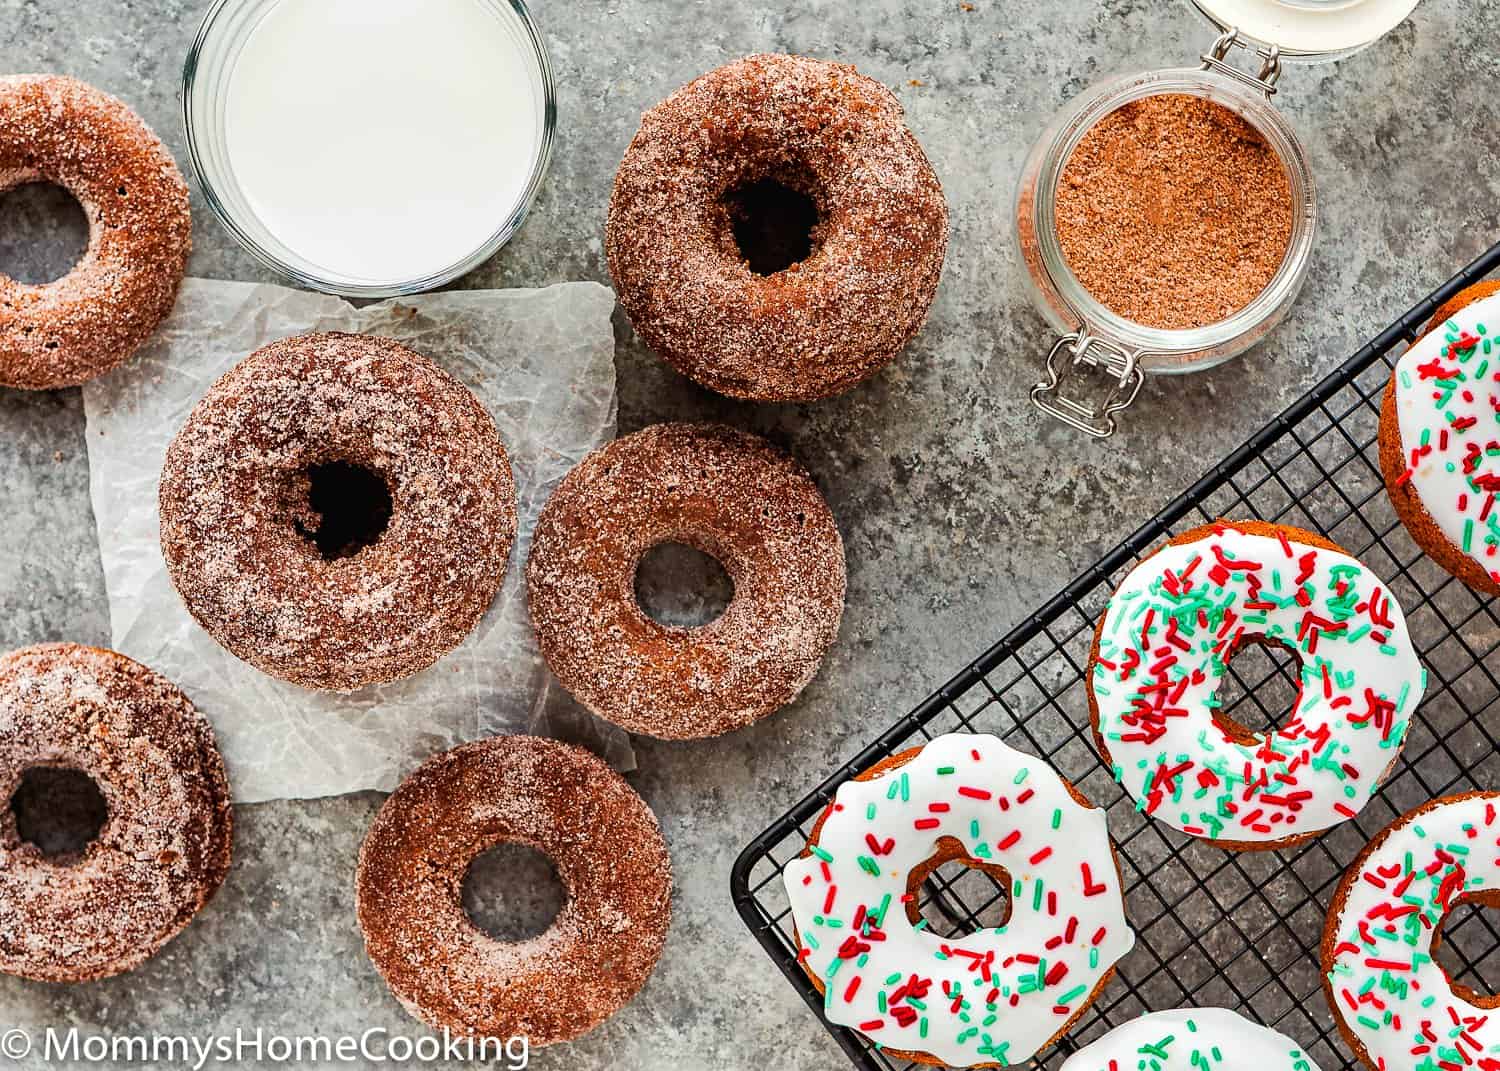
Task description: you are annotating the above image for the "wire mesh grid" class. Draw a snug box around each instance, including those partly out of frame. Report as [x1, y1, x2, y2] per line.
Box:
[731, 241, 1500, 1071]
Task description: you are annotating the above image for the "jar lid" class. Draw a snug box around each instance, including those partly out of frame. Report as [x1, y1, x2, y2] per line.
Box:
[1189, 0, 1420, 57]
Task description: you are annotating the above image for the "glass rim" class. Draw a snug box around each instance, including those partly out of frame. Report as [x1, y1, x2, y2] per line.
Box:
[1018, 65, 1318, 369]
[181, 0, 558, 299]
[1186, 0, 1420, 61]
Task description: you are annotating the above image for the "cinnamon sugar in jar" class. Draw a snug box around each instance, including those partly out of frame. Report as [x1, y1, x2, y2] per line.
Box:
[1054, 93, 1294, 332]
[1015, 0, 1422, 438]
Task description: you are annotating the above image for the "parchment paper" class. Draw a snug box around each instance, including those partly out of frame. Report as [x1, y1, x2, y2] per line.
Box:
[80, 277, 632, 803]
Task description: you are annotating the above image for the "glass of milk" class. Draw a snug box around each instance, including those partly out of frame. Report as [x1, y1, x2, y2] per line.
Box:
[184, 0, 555, 297]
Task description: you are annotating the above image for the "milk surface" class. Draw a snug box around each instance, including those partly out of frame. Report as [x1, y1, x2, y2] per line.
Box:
[226, 0, 543, 286]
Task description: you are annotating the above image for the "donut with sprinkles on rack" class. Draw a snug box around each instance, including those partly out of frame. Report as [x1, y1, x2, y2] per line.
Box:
[0, 643, 232, 982]
[158, 332, 517, 692]
[783, 732, 1135, 1069]
[1061, 1008, 1323, 1071]
[356, 735, 671, 1045]
[526, 422, 845, 739]
[606, 53, 948, 401]
[1322, 792, 1500, 1071]
[0, 75, 191, 390]
[1087, 519, 1424, 850]
[1380, 280, 1500, 596]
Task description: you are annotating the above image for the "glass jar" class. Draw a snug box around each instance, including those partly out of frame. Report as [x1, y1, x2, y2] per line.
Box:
[182, 0, 557, 299]
[1016, 1, 1420, 437]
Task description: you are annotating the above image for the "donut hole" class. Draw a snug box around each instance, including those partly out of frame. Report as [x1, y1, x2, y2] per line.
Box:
[293, 461, 394, 560]
[633, 542, 735, 628]
[722, 174, 821, 275]
[10, 766, 108, 861]
[461, 843, 567, 942]
[1211, 636, 1303, 746]
[0, 182, 90, 284]
[1432, 891, 1500, 1006]
[909, 841, 1013, 938]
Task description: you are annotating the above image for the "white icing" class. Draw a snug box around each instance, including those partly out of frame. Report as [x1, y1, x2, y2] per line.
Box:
[1391, 292, 1500, 591]
[1326, 793, 1500, 1071]
[1092, 525, 1424, 842]
[783, 733, 1134, 1068]
[1061, 1007, 1322, 1071]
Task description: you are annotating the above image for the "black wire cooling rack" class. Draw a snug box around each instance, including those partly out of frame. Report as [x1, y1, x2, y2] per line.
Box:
[731, 241, 1500, 1071]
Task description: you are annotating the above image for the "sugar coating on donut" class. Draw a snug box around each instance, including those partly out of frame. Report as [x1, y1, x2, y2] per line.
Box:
[1089, 520, 1424, 848]
[159, 332, 516, 692]
[526, 422, 845, 739]
[0, 75, 190, 390]
[1323, 792, 1500, 1071]
[1061, 1008, 1321, 1071]
[1381, 286, 1500, 596]
[784, 733, 1134, 1069]
[0, 643, 231, 983]
[356, 736, 671, 1045]
[607, 53, 948, 401]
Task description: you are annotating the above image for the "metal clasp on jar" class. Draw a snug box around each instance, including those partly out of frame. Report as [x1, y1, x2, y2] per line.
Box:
[1200, 26, 1281, 100]
[1029, 331, 1147, 440]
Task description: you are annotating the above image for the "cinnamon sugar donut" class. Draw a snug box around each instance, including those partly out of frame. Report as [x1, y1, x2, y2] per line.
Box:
[0, 75, 190, 390]
[356, 736, 671, 1044]
[0, 643, 232, 983]
[526, 423, 846, 739]
[606, 54, 948, 401]
[158, 332, 516, 692]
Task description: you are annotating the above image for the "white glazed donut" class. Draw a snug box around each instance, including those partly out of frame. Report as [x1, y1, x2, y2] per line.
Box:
[1323, 792, 1500, 1071]
[1382, 287, 1500, 596]
[1061, 1008, 1323, 1071]
[1088, 520, 1425, 848]
[783, 732, 1135, 1068]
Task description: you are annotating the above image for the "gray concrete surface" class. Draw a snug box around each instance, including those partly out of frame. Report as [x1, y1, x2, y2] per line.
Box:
[2, 0, 1499, 1067]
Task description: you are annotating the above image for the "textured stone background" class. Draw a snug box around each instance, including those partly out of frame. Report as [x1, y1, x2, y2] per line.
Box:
[2, 0, 1498, 1068]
